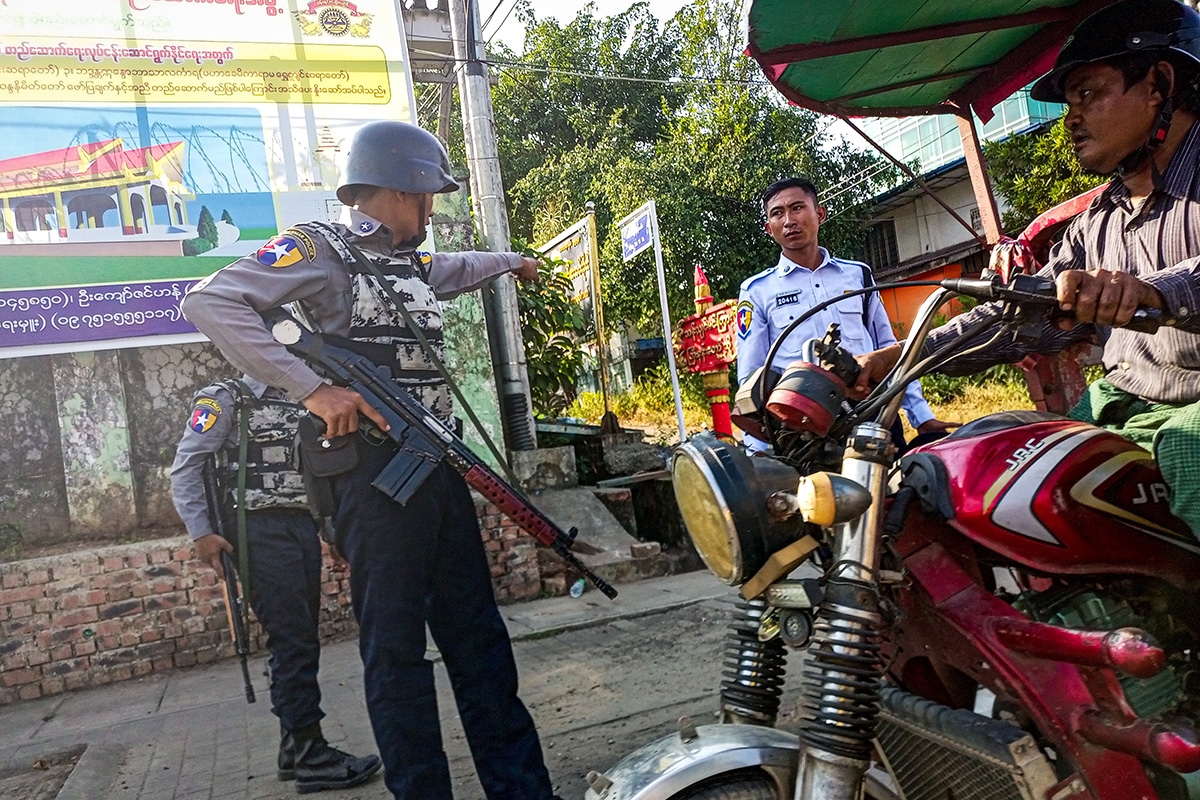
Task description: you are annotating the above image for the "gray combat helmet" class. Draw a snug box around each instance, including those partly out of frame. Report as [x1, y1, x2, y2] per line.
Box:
[336, 121, 458, 206]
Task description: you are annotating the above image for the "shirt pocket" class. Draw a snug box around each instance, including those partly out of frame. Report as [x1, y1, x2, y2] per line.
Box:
[833, 297, 872, 355]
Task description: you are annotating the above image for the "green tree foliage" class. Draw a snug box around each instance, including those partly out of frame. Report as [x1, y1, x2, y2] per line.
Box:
[183, 205, 219, 256]
[984, 118, 1108, 234]
[197, 206, 219, 245]
[220, 209, 235, 225]
[489, 0, 896, 332]
[516, 252, 588, 415]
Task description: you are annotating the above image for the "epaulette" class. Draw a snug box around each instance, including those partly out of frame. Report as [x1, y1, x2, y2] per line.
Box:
[739, 268, 775, 293]
[302, 221, 356, 264]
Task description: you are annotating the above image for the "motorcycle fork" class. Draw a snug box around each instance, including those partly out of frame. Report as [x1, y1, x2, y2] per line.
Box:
[795, 422, 891, 800]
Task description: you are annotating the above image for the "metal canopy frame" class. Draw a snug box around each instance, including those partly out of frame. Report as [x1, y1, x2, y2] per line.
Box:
[747, 0, 1122, 246]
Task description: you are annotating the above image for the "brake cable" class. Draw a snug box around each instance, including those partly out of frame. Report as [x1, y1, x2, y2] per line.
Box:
[830, 312, 1012, 439]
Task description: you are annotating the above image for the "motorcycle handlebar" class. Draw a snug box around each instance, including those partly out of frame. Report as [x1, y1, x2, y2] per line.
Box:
[938, 276, 1171, 333]
[1123, 308, 1168, 333]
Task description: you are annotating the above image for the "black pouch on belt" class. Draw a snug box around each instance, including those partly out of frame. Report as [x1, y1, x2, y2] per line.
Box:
[295, 412, 359, 517]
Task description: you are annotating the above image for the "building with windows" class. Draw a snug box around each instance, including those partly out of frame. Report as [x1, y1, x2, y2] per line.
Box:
[859, 92, 1062, 279]
[0, 138, 196, 255]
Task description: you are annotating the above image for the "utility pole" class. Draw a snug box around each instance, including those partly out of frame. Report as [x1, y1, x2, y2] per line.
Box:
[449, 0, 538, 452]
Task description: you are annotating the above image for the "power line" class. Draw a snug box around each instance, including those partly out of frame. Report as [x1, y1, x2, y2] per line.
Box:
[483, 58, 772, 87]
[483, 0, 522, 46]
[480, 0, 508, 31]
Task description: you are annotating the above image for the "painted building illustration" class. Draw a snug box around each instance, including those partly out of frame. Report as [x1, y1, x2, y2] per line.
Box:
[0, 138, 197, 251]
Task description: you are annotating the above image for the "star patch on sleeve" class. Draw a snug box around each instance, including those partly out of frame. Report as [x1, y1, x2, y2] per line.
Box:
[280, 227, 317, 260]
[190, 404, 219, 434]
[736, 300, 754, 338]
[256, 235, 306, 268]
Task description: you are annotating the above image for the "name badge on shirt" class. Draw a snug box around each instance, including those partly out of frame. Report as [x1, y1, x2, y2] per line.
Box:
[775, 291, 802, 308]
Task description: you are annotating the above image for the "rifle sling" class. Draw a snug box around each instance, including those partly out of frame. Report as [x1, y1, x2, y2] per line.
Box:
[336, 237, 520, 487]
[235, 388, 252, 632]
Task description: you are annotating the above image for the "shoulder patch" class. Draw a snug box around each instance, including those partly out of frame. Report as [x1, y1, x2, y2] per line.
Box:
[775, 291, 802, 308]
[737, 300, 754, 338]
[280, 227, 317, 261]
[189, 403, 220, 434]
[256, 235, 307, 268]
[417, 251, 433, 265]
[195, 397, 223, 414]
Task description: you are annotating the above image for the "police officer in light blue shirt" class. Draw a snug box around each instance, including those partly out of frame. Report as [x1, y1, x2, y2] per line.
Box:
[736, 176, 952, 452]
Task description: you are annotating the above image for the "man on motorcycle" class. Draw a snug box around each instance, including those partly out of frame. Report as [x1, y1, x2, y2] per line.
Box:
[854, 0, 1200, 535]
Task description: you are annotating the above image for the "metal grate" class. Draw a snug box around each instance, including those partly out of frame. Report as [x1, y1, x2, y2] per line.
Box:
[875, 687, 1058, 800]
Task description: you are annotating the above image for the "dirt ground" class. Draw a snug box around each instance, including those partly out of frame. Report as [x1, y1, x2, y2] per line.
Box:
[446, 598, 805, 799]
[0, 745, 85, 800]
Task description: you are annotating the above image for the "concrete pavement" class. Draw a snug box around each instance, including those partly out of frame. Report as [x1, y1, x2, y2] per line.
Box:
[0, 571, 733, 800]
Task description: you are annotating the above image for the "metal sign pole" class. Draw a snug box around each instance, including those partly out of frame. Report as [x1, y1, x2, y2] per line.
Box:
[585, 202, 613, 418]
[649, 200, 686, 443]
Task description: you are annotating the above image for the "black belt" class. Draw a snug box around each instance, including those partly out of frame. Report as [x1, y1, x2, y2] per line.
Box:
[245, 506, 312, 518]
[337, 338, 439, 382]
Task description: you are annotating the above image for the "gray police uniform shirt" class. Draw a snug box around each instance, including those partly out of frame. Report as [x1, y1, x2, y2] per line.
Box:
[169, 378, 307, 541]
[180, 207, 521, 408]
[736, 249, 935, 451]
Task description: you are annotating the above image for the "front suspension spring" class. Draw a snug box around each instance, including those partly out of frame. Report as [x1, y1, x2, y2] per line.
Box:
[800, 576, 884, 760]
[719, 598, 787, 725]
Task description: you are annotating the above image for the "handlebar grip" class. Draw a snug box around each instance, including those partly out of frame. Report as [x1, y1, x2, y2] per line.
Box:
[1123, 308, 1167, 333]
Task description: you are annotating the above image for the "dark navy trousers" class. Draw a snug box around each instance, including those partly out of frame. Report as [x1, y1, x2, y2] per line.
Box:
[331, 441, 552, 800]
[240, 509, 324, 733]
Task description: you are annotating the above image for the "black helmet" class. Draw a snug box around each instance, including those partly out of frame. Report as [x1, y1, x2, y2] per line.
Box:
[1030, 0, 1200, 103]
[336, 121, 458, 206]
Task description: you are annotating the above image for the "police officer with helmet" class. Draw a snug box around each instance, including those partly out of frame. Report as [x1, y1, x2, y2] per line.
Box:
[181, 121, 561, 800]
[169, 377, 382, 794]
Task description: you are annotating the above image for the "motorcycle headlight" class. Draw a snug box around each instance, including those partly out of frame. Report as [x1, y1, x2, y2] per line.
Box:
[672, 433, 807, 585]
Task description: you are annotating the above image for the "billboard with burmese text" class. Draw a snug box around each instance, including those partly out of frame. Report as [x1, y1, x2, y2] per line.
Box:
[0, 0, 415, 357]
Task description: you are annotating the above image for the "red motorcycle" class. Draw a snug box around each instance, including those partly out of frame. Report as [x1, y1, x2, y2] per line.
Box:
[585, 275, 1200, 800]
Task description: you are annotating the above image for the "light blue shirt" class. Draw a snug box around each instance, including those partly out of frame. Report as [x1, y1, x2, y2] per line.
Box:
[736, 248, 935, 450]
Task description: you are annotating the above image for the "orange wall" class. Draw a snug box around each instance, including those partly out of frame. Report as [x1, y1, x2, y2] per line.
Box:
[878, 263, 965, 339]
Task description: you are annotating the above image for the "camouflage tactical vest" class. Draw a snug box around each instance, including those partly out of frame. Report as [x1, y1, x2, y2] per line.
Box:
[304, 221, 453, 422]
[216, 382, 308, 512]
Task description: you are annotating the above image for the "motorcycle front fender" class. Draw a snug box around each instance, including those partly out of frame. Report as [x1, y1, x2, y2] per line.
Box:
[583, 724, 800, 800]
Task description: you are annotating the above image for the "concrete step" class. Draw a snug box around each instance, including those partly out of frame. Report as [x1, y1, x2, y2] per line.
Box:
[528, 487, 681, 585]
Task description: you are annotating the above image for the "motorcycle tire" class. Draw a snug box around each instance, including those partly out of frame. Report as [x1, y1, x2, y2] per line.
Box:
[670, 768, 777, 800]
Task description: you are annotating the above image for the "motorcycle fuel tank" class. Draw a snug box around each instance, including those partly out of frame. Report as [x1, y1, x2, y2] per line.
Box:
[909, 411, 1200, 586]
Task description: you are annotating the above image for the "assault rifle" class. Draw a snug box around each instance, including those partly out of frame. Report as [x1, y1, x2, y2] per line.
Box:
[264, 310, 618, 600]
[202, 459, 257, 703]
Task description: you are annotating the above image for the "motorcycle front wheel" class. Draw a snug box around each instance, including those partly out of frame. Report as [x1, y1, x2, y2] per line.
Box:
[667, 764, 899, 800]
[671, 768, 777, 800]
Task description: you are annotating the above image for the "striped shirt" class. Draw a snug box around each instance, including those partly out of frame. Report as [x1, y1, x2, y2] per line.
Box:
[924, 120, 1200, 404]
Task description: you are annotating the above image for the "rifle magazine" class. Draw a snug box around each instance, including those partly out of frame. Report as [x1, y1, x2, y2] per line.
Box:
[372, 437, 445, 505]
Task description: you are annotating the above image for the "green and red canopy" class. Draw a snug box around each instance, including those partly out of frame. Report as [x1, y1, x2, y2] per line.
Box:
[747, 0, 1122, 121]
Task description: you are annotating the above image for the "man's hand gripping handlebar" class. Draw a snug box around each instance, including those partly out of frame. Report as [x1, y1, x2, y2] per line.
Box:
[263, 309, 618, 600]
[851, 273, 1170, 400]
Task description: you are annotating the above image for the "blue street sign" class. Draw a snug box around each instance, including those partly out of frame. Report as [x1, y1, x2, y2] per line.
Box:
[620, 208, 653, 261]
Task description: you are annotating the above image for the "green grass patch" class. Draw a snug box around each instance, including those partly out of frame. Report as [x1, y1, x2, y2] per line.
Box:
[239, 227, 277, 242]
[0, 229, 279, 290]
[0, 257, 216, 289]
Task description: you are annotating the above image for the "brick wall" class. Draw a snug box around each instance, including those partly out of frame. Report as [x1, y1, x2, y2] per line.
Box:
[0, 495, 560, 705]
